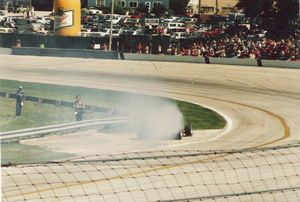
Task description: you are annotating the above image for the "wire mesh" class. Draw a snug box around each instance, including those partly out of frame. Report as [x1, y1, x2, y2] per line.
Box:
[2, 143, 300, 202]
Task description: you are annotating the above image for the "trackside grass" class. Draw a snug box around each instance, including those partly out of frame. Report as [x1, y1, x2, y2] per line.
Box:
[0, 79, 226, 131]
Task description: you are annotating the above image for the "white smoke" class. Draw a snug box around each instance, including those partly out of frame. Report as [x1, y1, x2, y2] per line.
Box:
[118, 96, 184, 140]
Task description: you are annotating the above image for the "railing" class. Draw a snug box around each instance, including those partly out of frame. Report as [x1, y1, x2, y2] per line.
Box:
[0, 92, 129, 142]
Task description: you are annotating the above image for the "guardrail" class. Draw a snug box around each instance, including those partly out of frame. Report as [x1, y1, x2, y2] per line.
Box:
[1, 92, 115, 114]
[0, 92, 129, 142]
[0, 116, 131, 143]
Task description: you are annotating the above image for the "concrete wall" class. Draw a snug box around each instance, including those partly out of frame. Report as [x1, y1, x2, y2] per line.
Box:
[123, 53, 206, 63]
[123, 53, 300, 69]
[262, 60, 300, 69]
[12, 47, 119, 59]
[209, 57, 258, 67]
[0, 33, 118, 49]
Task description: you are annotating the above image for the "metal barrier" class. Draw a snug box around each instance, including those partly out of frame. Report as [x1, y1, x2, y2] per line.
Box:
[0, 92, 128, 142]
[1, 92, 111, 113]
[0, 117, 131, 142]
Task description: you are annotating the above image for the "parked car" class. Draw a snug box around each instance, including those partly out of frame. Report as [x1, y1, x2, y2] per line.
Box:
[16, 5, 27, 13]
[144, 18, 160, 27]
[0, 16, 16, 28]
[98, 28, 120, 37]
[123, 18, 139, 26]
[15, 18, 43, 32]
[88, 7, 102, 15]
[178, 17, 197, 25]
[8, 4, 27, 13]
[103, 14, 122, 25]
[0, 11, 5, 21]
[0, 27, 16, 33]
[166, 22, 185, 30]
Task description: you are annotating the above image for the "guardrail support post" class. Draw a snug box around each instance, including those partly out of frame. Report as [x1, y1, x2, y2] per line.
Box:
[56, 100, 61, 107]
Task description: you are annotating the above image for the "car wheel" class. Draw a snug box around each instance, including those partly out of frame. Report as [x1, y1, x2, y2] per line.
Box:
[176, 131, 183, 140]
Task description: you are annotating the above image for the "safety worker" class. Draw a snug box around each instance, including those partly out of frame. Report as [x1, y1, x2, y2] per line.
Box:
[74, 95, 86, 121]
[16, 86, 25, 116]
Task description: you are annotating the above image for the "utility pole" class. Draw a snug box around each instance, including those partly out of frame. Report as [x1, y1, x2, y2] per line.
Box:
[299, 0, 300, 20]
[215, 0, 218, 14]
[198, 0, 201, 14]
[109, 0, 115, 51]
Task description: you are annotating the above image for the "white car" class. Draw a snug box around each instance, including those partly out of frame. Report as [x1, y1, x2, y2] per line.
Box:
[88, 8, 102, 15]
[0, 27, 15, 33]
[0, 11, 5, 21]
[103, 14, 121, 25]
[99, 28, 120, 37]
[15, 18, 43, 32]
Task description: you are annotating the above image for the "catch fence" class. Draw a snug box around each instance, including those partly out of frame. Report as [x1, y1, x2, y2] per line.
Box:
[2, 143, 300, 201]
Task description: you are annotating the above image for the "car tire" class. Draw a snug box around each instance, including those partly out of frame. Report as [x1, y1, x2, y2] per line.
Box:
[176, 131, 183, 140]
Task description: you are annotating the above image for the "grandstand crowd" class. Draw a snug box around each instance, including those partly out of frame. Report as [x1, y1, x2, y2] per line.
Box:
[180, 30, 300, 61]
[138, 29, 300, 61]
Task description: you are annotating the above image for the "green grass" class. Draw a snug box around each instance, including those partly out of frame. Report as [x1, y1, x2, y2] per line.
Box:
[0, 98, 107, 132]
[177, 101, 226, 129]
[1, 143, 74, 165]
[0, 79, 226, 131]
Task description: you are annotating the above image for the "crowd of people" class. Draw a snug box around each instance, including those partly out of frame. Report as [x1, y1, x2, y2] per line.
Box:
[136, 29, 300, 61]
[180, 31, 300, 61]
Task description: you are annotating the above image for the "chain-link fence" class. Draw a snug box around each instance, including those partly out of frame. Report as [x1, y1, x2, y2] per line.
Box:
[2, 143, 300, 201]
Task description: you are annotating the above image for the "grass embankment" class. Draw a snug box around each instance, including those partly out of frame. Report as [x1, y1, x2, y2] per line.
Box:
[0, 79, 226, 131]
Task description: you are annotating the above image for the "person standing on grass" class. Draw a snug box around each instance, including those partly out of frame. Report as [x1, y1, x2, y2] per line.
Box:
[16, 86, 25, 116]
[74, 95, 86, 121]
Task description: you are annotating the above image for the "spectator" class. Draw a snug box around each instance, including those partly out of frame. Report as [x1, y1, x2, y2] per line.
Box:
[137, 43, 142, 54]
[74, 95, 86, 121]
[16, 86, 25, 116]
[102, 43, 108, 51]
[144, 45, 149, 54]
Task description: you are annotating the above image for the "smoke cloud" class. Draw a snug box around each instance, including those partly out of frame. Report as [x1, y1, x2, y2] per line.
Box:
[117, 95, 184, 140]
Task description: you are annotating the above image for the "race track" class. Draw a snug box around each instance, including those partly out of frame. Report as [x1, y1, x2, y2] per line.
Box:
[1, 55, 300, 150]
[1, 55, 300, 201]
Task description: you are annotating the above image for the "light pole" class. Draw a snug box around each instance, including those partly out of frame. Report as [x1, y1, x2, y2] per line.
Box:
[215, 0, 218, 14]
[109, 0, 115, 51]
[198, 0, 201, 14]
[299, 0, 300, 20]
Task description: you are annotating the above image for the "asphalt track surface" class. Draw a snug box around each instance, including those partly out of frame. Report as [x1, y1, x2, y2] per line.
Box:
[1, 55, 300, 150]
[1, 55, 300, 201]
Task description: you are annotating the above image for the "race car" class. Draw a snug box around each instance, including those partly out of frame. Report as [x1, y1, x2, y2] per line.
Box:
[176, 124, 193, 140]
